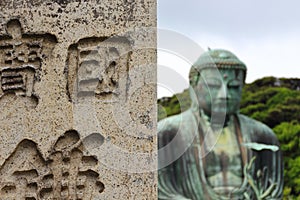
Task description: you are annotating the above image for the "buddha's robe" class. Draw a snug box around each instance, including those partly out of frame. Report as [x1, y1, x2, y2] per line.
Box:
[158, 109, 283, 200]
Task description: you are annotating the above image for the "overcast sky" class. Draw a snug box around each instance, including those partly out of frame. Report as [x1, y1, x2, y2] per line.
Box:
[157, 0, 300, 98]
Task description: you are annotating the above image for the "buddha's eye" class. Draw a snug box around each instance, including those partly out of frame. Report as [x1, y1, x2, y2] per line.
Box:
[228, 80, 241, 89]
[206, 79, 222, 89]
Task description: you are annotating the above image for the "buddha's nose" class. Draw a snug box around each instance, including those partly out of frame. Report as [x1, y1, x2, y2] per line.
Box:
[217, 84, 229, 99]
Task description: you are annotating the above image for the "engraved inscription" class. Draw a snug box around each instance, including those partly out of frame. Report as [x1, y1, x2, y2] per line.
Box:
[0, 130, 105, 199]
[66, 37, 131, 102]
[0, 19, 57, 106]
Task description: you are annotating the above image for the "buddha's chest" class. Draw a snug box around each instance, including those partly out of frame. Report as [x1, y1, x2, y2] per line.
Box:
[202, 127, 244, 192]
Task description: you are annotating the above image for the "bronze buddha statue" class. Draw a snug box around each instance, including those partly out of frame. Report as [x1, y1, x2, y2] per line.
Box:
[158, 49, 283, 199]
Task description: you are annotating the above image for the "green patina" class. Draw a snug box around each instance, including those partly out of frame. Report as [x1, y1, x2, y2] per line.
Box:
[158, 49, 283, 200]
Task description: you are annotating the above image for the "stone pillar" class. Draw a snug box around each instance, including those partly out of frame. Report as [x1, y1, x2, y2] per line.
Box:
[0, 1, 156, 199]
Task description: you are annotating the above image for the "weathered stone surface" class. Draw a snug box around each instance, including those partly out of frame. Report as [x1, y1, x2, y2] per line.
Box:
[0, 0, 156, 199]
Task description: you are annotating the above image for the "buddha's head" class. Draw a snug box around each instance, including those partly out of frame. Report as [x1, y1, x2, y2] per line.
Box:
[189, 49, 247, 119]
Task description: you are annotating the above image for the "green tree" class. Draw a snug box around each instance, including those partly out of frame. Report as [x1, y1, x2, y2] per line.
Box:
[274, 121, 300, 198]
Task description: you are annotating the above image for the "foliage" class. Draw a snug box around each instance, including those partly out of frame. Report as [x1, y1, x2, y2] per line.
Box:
[157, 77, 300, 198]
[241, 87, 300, 128]
[274, 121, 300, 198]
[157, 88, 190, 121]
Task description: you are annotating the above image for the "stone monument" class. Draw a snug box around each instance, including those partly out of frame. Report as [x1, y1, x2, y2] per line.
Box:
[158, 49, 283, 199]
[0, 0, 156, 199]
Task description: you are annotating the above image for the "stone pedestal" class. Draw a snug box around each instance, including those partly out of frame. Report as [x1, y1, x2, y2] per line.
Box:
[0, 1, 156, 199]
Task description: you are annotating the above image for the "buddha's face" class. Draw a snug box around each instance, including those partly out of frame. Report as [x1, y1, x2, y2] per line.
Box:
[195, 68, 245, 118]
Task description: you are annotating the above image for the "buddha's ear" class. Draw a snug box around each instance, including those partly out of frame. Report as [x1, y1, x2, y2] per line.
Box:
[188, 65, 201, 87]
[236, 69, 247, 83]
[189, 86, 200, 111]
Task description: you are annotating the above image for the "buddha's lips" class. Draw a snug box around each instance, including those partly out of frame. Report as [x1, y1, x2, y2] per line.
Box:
[213, 99, 237, 106]
[212, 101, 227, 107]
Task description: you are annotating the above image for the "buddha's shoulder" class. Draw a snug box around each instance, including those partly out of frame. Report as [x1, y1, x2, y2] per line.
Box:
[238, 114, 272, 131]
[158, 109, 196, 134]
[158, 109, 197, 146]
[238, 114, 278, 143]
